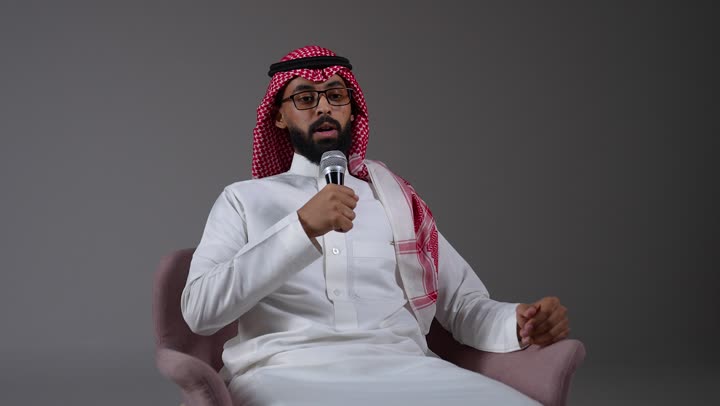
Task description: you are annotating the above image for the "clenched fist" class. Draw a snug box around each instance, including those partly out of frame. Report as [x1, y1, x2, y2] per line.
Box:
[516, 296, 570, 347]
[297, 184, 359, 238]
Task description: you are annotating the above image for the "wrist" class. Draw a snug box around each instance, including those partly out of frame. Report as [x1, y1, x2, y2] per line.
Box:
[296, 210, 316, 239]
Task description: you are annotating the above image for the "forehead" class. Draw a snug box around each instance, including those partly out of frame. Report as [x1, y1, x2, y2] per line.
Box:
[285, 74, 347, 94]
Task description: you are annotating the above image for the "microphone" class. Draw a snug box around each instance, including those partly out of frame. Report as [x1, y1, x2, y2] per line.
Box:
[320, 150, 347, 185]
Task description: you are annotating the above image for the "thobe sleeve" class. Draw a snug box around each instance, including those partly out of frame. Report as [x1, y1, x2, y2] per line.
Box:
[434, 232, 525, 353]
[181, 187, 323, 336]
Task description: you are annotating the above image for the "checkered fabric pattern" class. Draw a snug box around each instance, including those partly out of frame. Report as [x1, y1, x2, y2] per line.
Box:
[251, 45, 369, 180]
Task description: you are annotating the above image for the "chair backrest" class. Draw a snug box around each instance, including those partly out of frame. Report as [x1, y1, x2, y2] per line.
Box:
[153, 248, 238, 372]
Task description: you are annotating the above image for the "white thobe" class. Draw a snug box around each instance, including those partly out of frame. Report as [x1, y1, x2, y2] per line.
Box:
[182, 153, 539, 405]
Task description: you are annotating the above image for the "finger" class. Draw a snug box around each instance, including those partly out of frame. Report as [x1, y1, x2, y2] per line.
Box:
[518, 305, 541, 339]
[532, 306, 567, 336]
[335, 193, 358, 209]
[534, 328, 570, 347]
[337, 185, 358, 198]
[516, 304, 537, 326]
[340, 206, 356, 221]
[517, 305, 537, 321]
[528, 298, 559, 326]
[334, 216, 354, 233]
[321, 183, 342, 193]
[521, 336, 532, 346]
[323, 184, 357, 201]
[338, 184, 354, 193]
[531, 320, 569, 346]
[519, 320, 535, 338]
[523, 305, 538, 319]
[527, 309, 550, 329]
[516, 305, 528, 324]
[532, 332, 556, 347]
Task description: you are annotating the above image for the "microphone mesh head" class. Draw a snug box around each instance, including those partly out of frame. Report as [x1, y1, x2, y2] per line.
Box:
[320, 150, 347, 173]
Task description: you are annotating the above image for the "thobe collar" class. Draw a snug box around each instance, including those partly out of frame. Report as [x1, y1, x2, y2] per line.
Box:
[288, 153, 322, 178]
[287, 152, 367, 189]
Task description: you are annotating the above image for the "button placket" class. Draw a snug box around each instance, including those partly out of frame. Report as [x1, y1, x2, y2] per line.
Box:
[324, 231, 347, 301]
[321, 205, 357, 329]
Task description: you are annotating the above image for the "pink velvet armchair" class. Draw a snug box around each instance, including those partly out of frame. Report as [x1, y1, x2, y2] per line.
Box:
[154, 248, 585, 406]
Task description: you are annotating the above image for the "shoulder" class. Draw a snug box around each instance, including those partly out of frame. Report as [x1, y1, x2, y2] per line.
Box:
[364, 159, 400, 176]
[221, 172, 310, 197]
[362, 159, 405, 186]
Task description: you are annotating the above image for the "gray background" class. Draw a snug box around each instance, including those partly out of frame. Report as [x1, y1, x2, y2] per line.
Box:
[1, 1, 717, 404]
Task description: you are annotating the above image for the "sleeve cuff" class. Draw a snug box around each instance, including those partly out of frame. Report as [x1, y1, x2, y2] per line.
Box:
[270, 210, 323, 259]
[506, 303, 530, 351]
[234, 210, 323, 277]
[501, 303, 528, 352]
[290, 211, 322, 253]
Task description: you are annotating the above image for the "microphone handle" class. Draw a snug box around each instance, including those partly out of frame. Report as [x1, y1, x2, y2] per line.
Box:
[325, 171, 345, 185]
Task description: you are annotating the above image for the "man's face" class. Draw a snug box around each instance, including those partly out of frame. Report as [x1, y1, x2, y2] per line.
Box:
[275, 74, 354, 164]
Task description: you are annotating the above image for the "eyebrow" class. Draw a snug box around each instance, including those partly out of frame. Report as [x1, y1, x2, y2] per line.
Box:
[290, 80, 345, 93]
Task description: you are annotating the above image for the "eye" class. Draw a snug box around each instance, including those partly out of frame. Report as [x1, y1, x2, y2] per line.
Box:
[295, 92, 316, 104]
[327, 89, 348, 102]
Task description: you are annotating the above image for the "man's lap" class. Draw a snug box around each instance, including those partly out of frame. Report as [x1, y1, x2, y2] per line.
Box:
[228, 355, 539, 406]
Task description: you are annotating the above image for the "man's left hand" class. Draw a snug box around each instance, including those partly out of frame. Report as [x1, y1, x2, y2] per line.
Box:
[516, 296, 569, 347]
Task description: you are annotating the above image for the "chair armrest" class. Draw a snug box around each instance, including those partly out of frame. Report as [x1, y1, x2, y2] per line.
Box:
[441, 339, 586, 406]
[156, 347, 234, 406]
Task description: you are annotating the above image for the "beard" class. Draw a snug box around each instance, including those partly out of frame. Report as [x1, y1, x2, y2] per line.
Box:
[288, 116, 353, 165]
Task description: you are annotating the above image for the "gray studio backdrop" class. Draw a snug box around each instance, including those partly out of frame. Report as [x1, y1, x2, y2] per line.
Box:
[1, 1, 716, 405]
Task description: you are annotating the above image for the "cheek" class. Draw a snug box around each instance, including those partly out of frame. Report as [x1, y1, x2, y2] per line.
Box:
[284, 111, 310, 130]
[339, 107, 353, 124]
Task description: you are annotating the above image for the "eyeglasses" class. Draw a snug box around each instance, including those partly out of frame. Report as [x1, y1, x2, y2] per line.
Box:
[280, 87, 353, 110]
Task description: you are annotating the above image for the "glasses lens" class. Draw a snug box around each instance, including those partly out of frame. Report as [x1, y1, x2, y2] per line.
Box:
[290, 88, 352, 110]
[326, 88, 351, 105]
[293, 91, 318, 109]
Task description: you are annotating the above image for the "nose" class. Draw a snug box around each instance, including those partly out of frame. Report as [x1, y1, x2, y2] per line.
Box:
[315, 93, 332, 115]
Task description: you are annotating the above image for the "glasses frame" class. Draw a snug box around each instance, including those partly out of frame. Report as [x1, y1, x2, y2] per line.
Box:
[280, 87, 354, 110]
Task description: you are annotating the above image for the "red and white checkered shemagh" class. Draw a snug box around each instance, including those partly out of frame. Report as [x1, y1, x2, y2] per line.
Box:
[252, 45, 439, 311]
[251, 45, 370, 180]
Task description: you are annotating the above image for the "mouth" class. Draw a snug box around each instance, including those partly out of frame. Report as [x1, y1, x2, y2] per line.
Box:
[313, 123, 339, 140]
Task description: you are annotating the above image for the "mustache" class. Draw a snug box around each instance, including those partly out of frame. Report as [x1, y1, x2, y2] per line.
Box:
[309, 116, 342, 133]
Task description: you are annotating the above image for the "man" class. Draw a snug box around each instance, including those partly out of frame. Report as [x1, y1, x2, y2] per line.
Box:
[181, 45, 569, 405]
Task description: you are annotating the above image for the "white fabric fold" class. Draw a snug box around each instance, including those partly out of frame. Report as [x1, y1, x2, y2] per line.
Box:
[181, 153, 526, 398]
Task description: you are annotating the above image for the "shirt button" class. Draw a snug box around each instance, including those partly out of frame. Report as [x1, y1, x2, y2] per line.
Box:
[333, 289, 343, 296]
[332, 248, 340, 255]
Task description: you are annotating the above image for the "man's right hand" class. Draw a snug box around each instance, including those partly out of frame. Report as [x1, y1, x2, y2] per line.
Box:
[297, 184, 359, 238]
